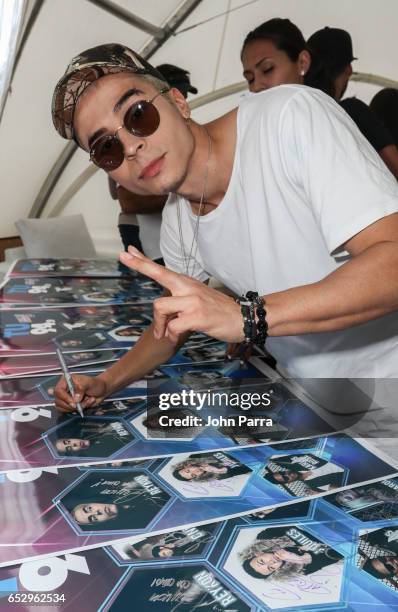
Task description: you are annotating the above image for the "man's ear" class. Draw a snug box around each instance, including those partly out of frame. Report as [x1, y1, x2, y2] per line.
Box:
[168, 87, 190, 119]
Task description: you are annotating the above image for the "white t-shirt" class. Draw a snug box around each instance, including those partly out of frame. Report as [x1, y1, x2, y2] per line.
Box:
[136, 213, 162, 261]
[161, 85, 398, 378]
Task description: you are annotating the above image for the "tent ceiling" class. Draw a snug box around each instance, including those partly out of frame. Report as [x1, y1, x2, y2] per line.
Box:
[0, 0, 397, 241]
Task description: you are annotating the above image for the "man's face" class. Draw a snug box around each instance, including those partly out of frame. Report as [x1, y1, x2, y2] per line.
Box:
[371, 556, 398, 577]
[178, 465, 205, 480]
[56, 438, 90, 453]
[72, 502, 118, 524]
[158, 546, 174, 558]
[249, 552, 283, 576]
[337, 489, 365, 508]
[273, 470, 298, 484]
[74, 73, 194, 196]
[116, 327, 138, 337]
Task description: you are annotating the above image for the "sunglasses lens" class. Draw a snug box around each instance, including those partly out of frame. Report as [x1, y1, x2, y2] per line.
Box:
[124, 100, 160, 137]
[91, 136, 124, 170]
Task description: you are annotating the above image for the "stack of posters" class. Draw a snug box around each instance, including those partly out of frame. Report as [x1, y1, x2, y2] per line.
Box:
[0, 258, 397, 610]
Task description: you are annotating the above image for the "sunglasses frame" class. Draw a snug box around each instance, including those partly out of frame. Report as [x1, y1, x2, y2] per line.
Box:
[89, 87, 170, 170]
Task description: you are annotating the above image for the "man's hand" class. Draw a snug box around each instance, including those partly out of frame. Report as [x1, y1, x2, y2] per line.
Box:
[119, 247, 244, 344]
[54, 374, 108, 413]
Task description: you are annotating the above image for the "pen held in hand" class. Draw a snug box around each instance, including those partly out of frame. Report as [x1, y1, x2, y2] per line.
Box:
[55, 347, 85, 418]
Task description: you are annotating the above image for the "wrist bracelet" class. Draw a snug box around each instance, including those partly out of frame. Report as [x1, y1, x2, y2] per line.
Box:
[239, 301, 254, 344]
[237, 291, 268, 347]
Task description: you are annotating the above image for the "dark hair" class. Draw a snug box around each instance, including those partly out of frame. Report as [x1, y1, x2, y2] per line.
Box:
[242, 557, 271, 579]
[48, 418, 130, 457]
[242, 18, 305, 62]
[241, 17, 335, 97]
[172, 457, 224, 482]
[370, 88, 398, 146]
[152, 545, 165, 558]
[264, 471, 294, 486]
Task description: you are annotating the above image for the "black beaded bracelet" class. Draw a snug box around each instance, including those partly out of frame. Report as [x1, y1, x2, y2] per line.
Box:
[237, 291, 268, 347]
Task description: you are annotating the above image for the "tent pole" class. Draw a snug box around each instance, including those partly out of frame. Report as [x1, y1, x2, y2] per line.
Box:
[28, 142, 77, 219]
[86, 0, 162, 37]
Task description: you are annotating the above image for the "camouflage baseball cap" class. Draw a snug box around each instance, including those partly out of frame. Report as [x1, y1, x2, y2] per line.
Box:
[52, 43, 168, 140]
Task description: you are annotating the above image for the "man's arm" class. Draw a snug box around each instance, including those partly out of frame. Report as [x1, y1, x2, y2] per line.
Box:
[54, 323, 187, 412]
[118, 212, 398, 343]
[117, 185, 167, 215]
[265, 213, 398, 336]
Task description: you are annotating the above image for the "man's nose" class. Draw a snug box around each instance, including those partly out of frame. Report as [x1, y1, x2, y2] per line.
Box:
[119, 129, 145, 160]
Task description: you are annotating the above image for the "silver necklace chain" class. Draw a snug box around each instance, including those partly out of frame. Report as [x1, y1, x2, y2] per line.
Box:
[177, 124, 212, 277]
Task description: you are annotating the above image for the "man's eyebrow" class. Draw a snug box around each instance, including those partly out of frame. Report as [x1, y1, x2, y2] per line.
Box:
[87, 88, 145, 148]
[114, 87, 144, 112]
[88, 128, 107, 149]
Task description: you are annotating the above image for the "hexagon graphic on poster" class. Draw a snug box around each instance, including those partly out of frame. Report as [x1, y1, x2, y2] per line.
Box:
[223, 524, 345, 609]
[58, 469, 171, 533]
[262, 453, 347, 497]
[326, 477, 398, 522]
[106, 325, 147, 342]
[356, 527, 398, 593]
[102, 563, 253, 610]
[109, 522, 222, 564]
[157, 451, 253, 499]
[130, 406, 205, 442]
[45, 417, 135, 459]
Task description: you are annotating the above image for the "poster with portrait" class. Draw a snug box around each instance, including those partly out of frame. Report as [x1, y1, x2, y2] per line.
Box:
[6, 258, 134, 278]
[356, 526, 398, 593]
[0, 371, 151, 408]
[262, 452, 347, 497]
[0, 276, 161, 307]
[2, 491, 398, 610]
[0, 348, 128, 378]
[0, 375, 340, 470]
[0, 304, 153, 354]
[326, 476, 398, 522]
[0, 436, 393, 567]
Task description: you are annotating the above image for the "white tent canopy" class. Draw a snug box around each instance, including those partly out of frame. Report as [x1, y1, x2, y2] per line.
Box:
[1, 0, 397, 255]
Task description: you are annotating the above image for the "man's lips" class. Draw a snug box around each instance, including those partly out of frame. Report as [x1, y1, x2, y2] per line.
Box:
[139, 155, 165, 179]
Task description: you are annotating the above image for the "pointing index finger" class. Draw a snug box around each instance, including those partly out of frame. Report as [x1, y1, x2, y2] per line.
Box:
[119, 247, 183, 292]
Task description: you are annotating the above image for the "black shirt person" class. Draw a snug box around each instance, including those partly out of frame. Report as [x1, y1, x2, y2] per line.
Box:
[308, 27, 398, 178]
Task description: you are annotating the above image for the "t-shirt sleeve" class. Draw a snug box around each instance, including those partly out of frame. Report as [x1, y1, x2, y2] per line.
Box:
[280, 89, 398, 254]
[340, 97, 394, 152]
[160, 195, 209, 282]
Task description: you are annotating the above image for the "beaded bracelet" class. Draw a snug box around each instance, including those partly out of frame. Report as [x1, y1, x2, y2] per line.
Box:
[236, 291, 268, 346]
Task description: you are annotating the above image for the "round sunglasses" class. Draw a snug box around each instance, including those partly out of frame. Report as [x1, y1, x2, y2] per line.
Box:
[89, 87, 170, 171]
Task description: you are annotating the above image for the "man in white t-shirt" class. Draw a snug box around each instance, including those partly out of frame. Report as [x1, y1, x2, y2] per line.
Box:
[51, 45, 398, 418]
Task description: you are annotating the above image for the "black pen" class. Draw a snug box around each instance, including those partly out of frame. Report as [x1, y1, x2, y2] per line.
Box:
[55, 347, 85, 418]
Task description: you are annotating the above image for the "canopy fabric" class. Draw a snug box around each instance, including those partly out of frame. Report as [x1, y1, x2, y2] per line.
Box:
[0, 0, 397, 254]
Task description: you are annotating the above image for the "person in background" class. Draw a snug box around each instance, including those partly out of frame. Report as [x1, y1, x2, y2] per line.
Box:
[370, 88, 398, 147]
[240, 19, 332, 96]
[307, 27, 398, 178]
[241, 19, 398, 178]
[109, 63, 198, 263]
